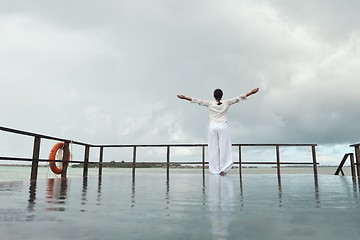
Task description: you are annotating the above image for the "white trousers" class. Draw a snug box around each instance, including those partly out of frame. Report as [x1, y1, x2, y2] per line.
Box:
[207, 122, 233, 174]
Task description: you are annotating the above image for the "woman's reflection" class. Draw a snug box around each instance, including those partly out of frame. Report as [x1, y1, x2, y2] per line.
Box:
[207, 175, 234, 240]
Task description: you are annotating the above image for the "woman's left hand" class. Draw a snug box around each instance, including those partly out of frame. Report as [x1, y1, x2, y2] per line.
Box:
[252, 88, 259, 94]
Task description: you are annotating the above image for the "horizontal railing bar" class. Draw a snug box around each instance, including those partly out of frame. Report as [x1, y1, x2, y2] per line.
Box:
[85, 161, 320, 165]
[91, 161, 208, 165]
[0, 126, 318, 148]
[97, 144, 207, 148]
[0, 157, 319, 166]
[0, 157, 84, 164]
[350, 143, 360, 147]
[91, 143, 318, 148]
[233, 144, 317, 147]
[237, 162, 319, 165]
[87, 161, 322, 165]
[0, 126, 89, 146]
[132, 161, 318, 165]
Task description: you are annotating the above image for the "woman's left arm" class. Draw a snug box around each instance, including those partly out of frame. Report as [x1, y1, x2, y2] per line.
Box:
[245, 88, 259, 97]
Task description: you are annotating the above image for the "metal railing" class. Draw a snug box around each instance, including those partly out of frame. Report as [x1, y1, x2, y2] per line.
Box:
[0, 126, 318, 180]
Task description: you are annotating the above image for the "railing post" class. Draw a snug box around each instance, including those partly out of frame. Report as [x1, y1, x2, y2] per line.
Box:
[30, 137, 41, 181]
[349, 153, 356, 178]
[311, 145, 318, 176]
[276, 145, 281, 177]
[354, 145, 360, 178]
[238, 145, 242, 176]
[98, 146, 103, 177]
[202, 145, 205, 176]
[132, 146, 136, 176]
[166, 146, 170, 176]
[61, 142, 70, 178]
[83, 145, 90, 177]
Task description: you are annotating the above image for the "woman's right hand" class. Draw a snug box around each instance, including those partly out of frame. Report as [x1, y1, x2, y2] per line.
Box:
[177, 94, 192, 101]
[177, 94, 185, 99]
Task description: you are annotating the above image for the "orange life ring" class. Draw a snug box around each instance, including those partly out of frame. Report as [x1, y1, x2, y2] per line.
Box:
[48, 142, 70, 175]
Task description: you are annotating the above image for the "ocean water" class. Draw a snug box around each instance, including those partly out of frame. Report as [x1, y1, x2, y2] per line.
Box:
[1, 167, 360, 240]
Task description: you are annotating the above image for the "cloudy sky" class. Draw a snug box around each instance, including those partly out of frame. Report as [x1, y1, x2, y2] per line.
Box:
[1, 0, 359, 166]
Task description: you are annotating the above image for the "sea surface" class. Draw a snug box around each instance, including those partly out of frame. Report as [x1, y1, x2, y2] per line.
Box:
[1, 166, 360, 240]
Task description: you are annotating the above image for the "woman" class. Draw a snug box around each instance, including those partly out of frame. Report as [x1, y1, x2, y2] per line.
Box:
[177, 87, 259, 176]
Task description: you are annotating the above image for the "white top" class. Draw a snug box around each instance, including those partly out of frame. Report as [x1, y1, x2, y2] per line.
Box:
[191, 94, 247, 123]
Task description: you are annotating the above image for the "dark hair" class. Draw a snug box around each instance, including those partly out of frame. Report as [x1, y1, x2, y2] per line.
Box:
[213, 89, 223, 105]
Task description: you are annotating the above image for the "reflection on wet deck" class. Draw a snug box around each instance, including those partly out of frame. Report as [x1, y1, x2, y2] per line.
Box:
[1, 173, 360, 240]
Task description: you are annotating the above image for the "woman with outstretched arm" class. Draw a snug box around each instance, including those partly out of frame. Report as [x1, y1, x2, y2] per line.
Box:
[177, 87, 259, 176]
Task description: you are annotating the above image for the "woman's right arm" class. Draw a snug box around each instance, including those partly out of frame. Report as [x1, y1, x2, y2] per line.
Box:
[177, 95, 210, 107]
[177, 94, 192, 102]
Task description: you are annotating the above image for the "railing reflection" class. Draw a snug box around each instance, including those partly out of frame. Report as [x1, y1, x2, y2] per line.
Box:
[97, 176, 102, 206]
[21, 171, 360, 222]
[131, 174, 136, 208]
[27, 180, 37, 221]
[81, 177, 88, 212]
[46, 178, 68, 211]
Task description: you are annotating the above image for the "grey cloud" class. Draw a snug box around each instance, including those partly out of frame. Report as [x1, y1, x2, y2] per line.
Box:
[1, 0, 359, 165]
